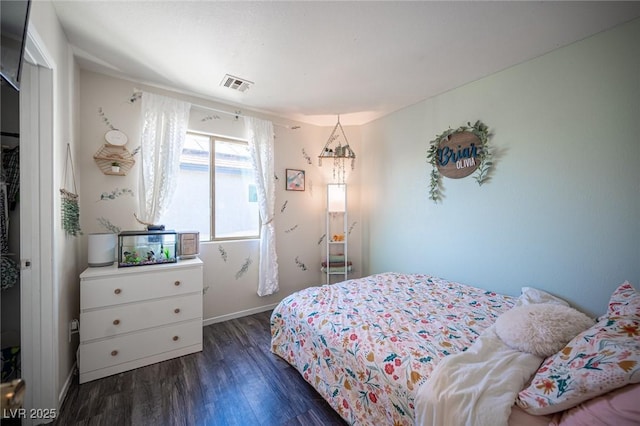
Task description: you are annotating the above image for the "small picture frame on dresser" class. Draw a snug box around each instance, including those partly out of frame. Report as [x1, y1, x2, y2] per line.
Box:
[178, 232, 200, 259]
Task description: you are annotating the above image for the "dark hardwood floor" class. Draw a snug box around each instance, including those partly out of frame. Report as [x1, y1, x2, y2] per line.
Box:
[55, 311, 347, 426]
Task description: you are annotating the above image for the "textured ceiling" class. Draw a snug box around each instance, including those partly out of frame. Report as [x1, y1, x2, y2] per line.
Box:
[52, 1, 640, 126]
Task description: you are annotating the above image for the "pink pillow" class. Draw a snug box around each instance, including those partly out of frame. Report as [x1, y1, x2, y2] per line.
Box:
[607, 281, 640, 317]
[553, 383, 640, 426]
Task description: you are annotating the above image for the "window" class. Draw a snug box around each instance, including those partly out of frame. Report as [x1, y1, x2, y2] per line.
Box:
[159, 132, 260, 241]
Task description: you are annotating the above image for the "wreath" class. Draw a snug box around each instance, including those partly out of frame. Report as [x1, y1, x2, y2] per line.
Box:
[426, 120, 493, 202]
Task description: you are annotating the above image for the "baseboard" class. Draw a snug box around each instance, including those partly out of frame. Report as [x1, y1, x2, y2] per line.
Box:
[202, 303, 278, 326]
[58, 361, 77, 408]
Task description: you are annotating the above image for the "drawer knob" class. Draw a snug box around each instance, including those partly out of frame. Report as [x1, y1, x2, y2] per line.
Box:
[174, 308, 180, 314]
[114, 288, 122, 295]
[174, 280, 181, 286]
[113, 319, 120, 325]
[111, 350, 118, 357]
[173, 336, 179, 341]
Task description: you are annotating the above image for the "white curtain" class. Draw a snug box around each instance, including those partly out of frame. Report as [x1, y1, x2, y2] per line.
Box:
[245, 116, 279, 296]
[138, 92, 191, 224]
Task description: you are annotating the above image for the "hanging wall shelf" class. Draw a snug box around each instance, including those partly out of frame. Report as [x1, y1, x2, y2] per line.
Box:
[93, 130, 135, 176]
[318, 116, 356, 164]
[318, 115, 355, 183]
[94, 145, 135, 175]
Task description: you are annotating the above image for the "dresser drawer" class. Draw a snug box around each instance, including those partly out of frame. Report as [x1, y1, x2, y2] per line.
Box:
[80, 294, 202, 341]
[81, 265, 202, 309]
[79, 319, 202, 373]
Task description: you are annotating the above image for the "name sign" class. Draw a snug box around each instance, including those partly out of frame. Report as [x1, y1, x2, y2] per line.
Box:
[436, 131, 481, 179]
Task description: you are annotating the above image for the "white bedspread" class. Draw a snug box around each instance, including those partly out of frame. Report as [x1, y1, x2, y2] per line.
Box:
[414, 324, 543, 426]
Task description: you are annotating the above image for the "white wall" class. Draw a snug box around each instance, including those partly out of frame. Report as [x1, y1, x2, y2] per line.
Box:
[77, 71, 362, 323]
[361, 18, 640, 317]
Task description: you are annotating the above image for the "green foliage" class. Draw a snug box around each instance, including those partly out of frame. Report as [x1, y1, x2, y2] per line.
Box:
[235, 257, 253, 279]
[99, 187, 134, 201]
[426, 120, 493, 202]
[60, 190, 82, 236]
[97, 107, 116, 131]
[97, 217, 121, 234]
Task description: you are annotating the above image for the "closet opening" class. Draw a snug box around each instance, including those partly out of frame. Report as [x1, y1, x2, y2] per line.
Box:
[1, 81, 21, 385]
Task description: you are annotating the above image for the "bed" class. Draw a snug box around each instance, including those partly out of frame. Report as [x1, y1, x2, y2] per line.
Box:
[270, 273, 640, 426]
[270, 272, 519, 424]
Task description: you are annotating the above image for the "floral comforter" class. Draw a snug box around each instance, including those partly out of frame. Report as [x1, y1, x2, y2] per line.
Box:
[270, 272, 515, 425]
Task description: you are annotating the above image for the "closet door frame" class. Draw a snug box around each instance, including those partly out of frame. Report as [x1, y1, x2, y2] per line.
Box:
[20, 27, 57, 424]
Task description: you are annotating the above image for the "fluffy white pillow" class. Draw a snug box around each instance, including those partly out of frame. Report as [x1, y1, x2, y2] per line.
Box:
[495, 304, 594, 358]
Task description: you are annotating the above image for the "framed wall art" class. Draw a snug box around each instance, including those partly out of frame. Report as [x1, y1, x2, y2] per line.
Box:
[285, 169, 305, 191]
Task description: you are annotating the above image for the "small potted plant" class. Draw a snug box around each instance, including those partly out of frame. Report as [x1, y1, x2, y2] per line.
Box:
[111, 161, 121, 173]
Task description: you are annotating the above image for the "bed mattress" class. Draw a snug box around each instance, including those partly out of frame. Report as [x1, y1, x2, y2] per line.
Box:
[270, 272, 517, 425]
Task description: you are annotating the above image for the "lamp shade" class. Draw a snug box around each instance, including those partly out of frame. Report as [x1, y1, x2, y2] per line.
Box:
[88, 233, 117, 267]
[327, 184, 346, 212]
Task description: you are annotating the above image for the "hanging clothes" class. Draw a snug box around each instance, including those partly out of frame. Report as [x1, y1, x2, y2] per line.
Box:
[1, 146, 20, 290]
[0, 183, 8, 254]
[0, 183, 19, 290]
[1, 146, 19, 210]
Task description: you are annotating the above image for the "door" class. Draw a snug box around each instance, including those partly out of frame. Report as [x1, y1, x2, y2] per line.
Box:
[20, 55, 57, 423]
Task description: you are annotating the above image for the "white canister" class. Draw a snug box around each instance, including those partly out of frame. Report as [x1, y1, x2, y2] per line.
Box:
[88, 233, 117, 267]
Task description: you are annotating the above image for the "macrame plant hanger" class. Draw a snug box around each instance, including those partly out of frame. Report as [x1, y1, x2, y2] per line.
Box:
[60, 143, 82, 236]
[317, 115, 356, 183]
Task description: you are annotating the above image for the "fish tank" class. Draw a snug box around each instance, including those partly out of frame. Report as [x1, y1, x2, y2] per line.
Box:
[118, 230, 177, 267]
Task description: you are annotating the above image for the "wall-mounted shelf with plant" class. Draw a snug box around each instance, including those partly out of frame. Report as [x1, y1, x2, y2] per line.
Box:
[93, 129, 135, 176]
[318, 115, 356, 183]
[94, 145, 135, 175]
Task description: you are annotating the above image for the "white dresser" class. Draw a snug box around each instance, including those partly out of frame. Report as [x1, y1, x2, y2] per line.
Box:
[79, 258, 203, 383]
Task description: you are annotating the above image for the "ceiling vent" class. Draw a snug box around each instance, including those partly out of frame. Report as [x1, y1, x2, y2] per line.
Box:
[220, 74, 253, 92]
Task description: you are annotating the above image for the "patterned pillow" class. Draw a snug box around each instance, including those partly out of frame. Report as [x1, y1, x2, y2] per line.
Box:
[607, 281, 640, 317]
[516, 315, 640, 415]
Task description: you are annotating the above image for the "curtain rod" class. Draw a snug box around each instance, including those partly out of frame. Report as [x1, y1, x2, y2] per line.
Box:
[133, 88, 300, 130]
[190, 102, 300, 130]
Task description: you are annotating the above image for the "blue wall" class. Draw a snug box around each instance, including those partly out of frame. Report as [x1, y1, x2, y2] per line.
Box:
[360, 18, 640, 316]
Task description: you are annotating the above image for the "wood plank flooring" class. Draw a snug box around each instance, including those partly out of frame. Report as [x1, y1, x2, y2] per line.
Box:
[55, 311, 347, 426]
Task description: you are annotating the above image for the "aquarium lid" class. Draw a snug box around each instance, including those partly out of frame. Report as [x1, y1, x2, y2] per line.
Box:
[119, 230, 176, 236]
